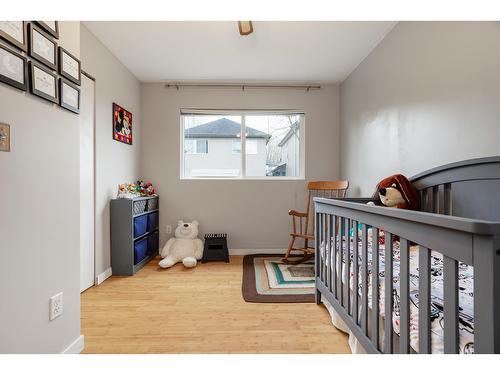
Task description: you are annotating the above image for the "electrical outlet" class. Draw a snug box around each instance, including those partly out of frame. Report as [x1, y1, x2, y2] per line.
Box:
[49, 292, 63, 321]
[165, 225, 172, 234]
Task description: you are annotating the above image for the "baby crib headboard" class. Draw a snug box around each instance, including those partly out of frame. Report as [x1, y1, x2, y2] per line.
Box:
[411, 156, 500, 221]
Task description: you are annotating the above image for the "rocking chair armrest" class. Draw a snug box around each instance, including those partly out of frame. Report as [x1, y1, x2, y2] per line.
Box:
[288, 209, 308, 217]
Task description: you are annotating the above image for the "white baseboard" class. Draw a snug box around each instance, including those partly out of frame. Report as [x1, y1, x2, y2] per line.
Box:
[62, 335, 84, 354]
[229, 249, 283, 255]
[95, 267, 112, 285]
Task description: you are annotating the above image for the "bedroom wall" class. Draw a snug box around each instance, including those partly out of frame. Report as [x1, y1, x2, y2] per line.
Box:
[0, 22, 81, 353]
[340, 22, 500, 196]
[80, 25, 142, 277]
[140, 84, 340, 250]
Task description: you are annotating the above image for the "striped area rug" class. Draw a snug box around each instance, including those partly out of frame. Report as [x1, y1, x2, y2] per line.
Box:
[242, 254, 315, 303]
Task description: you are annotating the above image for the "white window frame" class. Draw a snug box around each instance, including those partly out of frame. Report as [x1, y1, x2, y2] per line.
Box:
[180, 109, 305, 180]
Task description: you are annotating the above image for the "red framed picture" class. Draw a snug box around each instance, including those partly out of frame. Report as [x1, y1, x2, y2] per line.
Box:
[112, 103, 133, 145]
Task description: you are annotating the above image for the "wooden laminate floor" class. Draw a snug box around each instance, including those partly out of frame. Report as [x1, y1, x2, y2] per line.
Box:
[81, 256, 350, 353]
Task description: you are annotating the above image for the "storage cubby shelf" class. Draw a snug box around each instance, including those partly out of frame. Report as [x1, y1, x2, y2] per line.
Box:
[111, 196, 160, 276]
[133, 228, 159, 241]
[133, 208, 159, 219]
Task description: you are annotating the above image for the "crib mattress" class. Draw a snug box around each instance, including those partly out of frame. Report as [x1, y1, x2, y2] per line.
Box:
[320, 228, 475, 354]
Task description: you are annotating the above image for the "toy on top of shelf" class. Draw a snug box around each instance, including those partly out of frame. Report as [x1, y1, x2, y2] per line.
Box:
[117, 180, 157, 198]
[137, 180, 156, 196]
[117, 183, 138, 198]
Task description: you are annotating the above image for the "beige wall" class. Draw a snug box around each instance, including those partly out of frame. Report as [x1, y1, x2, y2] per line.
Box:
[0, 22, 81, 353]
[340, 22, 500, 196]
[80, 25, 142, 276]
[141, 84, 340, 250]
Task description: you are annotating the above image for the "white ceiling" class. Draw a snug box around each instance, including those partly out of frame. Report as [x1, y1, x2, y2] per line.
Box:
[83, 21, 396, 83]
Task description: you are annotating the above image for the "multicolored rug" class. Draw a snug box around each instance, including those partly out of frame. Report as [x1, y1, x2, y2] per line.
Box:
[242, 254, 315, 303]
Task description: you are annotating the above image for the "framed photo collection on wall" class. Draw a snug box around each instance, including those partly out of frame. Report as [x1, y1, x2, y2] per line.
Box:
[0, 21, 28, 52]
[29, 60, 58, 103]
[35, 21, 59, 39]
[59, 78, 80, 114]
[28, 23, 57, 71]
[0, 44, 28, 91]
[0, 21, 83, 115]
[58, 47, 81, 85]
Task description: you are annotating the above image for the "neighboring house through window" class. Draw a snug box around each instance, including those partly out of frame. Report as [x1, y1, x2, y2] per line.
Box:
[185, 139, 208, 154]
[232, 139, 258, 154]
[181, 111, 304, 179]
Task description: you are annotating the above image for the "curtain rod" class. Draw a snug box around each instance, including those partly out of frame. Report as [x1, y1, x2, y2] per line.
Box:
[164, 83, 321, 91]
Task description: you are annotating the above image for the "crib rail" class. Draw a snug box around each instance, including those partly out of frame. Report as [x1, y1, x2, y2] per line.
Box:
[314, 197, 500, 354]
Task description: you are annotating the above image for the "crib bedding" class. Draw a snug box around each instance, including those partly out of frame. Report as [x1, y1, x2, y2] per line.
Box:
[320, 228, 475, 354]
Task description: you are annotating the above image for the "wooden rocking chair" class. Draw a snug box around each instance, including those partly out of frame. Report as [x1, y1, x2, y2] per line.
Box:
[282, 180, 349, 264]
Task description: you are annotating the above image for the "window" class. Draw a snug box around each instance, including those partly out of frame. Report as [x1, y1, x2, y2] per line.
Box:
[181, 111, 304, 179]
[185, 139, 208, 154]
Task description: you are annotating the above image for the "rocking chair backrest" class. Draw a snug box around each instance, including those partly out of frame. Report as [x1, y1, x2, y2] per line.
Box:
[305, 180, 349, 236]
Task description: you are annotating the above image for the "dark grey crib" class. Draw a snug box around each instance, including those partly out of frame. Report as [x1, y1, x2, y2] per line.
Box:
[314, 157, 500, 354]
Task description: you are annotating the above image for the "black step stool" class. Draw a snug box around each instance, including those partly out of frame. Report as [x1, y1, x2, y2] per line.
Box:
[202, 233, 229, 263]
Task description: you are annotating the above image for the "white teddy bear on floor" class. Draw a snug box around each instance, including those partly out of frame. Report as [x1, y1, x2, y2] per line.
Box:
[159, 220, 203, 268]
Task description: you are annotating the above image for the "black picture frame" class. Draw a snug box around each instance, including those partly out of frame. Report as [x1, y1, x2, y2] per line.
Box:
[0, 44, 28, 91]
[0, 21, 28, 52]
[29, 61, 58, 104]
[35, 21, 59, 39]
[58, 47, 81, 86]
[59, 78, 80, 114]
[28, 23, 57, 71]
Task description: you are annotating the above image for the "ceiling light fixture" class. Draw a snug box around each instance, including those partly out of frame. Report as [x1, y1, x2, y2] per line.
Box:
[238, 21, 253, 36]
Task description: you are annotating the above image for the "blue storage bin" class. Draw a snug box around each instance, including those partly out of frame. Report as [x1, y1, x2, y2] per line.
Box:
[134, 238, 148, 265]
[147, 232, 159, 255]
[147, 212, 158, 232]
[134, 215, 148, 238]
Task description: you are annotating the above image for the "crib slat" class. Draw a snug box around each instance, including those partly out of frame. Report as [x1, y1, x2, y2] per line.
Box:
[318, 214, 323, 282]
[444, 183, 452, 215]
[315, 212, 322, 305]
[361, 224, 368, 335]
[438, 185, 445, 214]
[318, 213, 322, 281]
[345, 219, 351, 314]
[420, 190, 427, 211]
[327, 215, 333, 293]
[321, 214, 328, 285]
[353, 220, 359, 325]
[323, 214, 327, 286]
[384, 232, 393, 353]
[444, 256, 459, 354]
[333, 216, 338, 298]
[315, 212, 321, 280]
[425, 187, 433, 213]
[432, 186, 438, 214]
[418, 246, 431, 354]
[339, 217, 345, 307]
[400, 238, 410, 354]
[371, 228, 380, 349]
